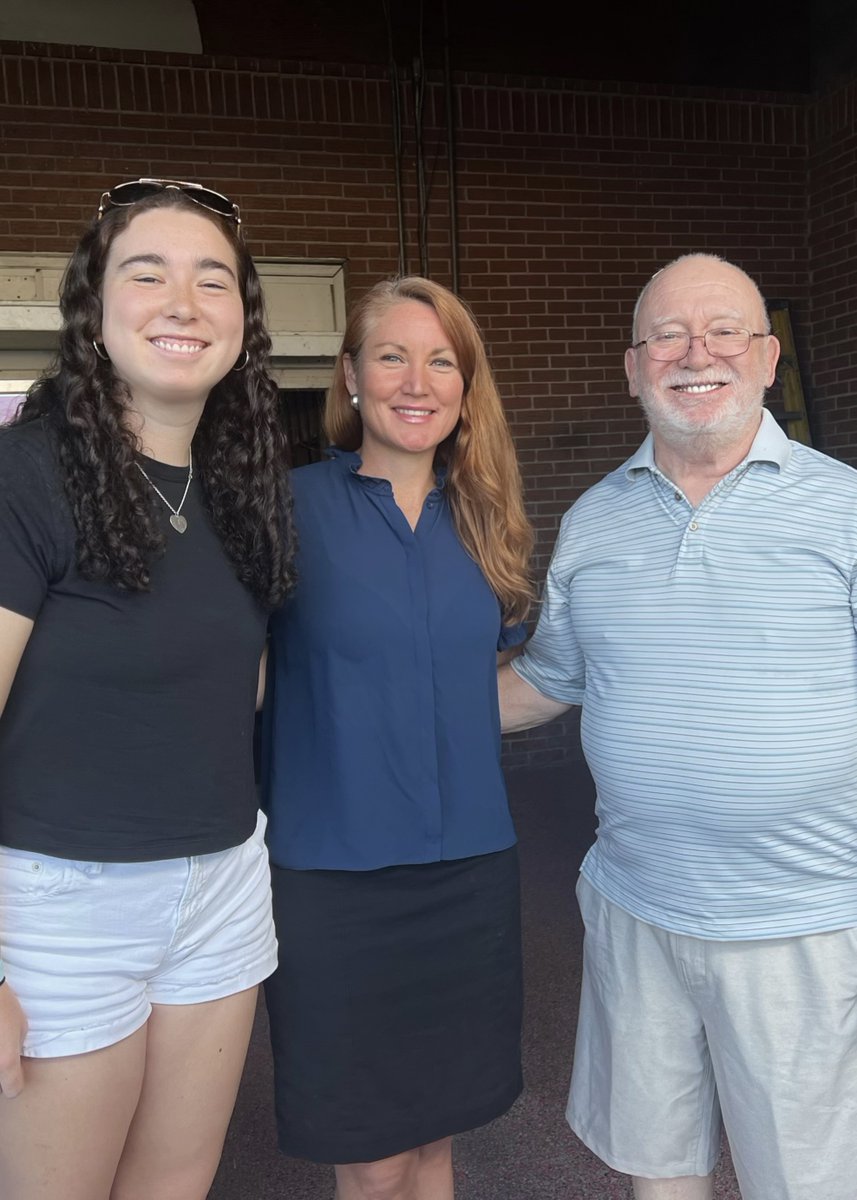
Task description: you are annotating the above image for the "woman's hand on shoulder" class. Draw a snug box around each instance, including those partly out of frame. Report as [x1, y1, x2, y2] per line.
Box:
[0, 980, 28, 1098]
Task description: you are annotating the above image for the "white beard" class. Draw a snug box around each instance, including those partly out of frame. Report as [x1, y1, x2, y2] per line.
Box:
[638, 368, 768, 455]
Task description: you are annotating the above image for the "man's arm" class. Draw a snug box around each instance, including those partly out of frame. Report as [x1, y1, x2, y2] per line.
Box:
[498, 661, 572, 732]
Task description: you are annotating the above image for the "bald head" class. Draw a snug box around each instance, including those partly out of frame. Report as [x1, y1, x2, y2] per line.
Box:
[631, 255, 771, 344]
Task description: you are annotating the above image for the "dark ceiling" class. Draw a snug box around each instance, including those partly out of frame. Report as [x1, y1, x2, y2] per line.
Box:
[192, 0, 838, 94]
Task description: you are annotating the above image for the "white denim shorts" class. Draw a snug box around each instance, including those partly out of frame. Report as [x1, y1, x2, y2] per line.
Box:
[0, 811, 277, 1059]
[568, 874, 857, 1200]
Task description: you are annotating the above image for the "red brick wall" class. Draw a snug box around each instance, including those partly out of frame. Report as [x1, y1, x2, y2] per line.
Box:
[807, 80, 857, 465]
[0, 42, 816, 764]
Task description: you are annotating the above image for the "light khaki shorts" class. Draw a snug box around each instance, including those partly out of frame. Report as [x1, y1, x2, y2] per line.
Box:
[568, 874, 857, 1200]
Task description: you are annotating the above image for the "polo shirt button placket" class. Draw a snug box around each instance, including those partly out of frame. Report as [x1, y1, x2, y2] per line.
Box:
[679, 515, 705, 566]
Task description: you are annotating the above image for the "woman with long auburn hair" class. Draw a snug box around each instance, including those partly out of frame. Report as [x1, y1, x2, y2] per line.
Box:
[0, 180, 295, 1200]
[325, 275, 532, 622]
[263, 276, 534, 1199]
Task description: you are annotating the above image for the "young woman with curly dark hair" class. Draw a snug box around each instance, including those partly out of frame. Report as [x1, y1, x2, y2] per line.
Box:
[0, 180, 295, 1200]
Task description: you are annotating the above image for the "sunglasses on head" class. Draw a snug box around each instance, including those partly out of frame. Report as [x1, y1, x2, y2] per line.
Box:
[97, 179, 241, 227]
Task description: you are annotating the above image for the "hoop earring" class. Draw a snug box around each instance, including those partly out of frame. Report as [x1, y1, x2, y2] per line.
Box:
[92, 340, 110, 362]
[350, 394, 360, 409]
[232, 348, 249, 371]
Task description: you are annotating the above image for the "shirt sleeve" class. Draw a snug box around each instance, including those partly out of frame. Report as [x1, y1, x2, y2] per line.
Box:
[497, 619, 527, 651]
[510, 508, 586, 704]
[0, 435, 60, 618]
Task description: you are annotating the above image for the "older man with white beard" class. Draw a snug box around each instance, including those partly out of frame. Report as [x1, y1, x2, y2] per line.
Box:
[501, 254, 857, 1200]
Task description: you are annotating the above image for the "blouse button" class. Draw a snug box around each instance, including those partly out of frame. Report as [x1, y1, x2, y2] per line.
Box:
[689, 521, 699, 532]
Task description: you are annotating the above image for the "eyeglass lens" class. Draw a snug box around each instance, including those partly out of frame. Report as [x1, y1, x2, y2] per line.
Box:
[645, 330, 752, 360]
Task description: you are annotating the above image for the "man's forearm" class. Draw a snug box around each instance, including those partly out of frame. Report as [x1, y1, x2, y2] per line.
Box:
[498, 662, 573, 732]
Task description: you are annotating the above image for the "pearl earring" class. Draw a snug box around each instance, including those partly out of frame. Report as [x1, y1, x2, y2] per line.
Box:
[350, 395, 360, 410]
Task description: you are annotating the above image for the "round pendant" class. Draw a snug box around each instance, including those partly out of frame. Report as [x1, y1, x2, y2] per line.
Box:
[169, 514, 188, 533]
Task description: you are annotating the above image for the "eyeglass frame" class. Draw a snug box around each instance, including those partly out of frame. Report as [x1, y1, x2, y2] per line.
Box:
[631, 329, 769, 361]
[97, 178, 242, 229]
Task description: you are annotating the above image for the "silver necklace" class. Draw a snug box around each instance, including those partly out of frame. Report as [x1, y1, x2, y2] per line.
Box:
[135, 450, 193, 533]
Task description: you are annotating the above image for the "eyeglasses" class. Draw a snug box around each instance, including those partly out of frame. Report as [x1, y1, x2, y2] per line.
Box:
[632, 329, 768, 361]
[97, 179, 241, 227]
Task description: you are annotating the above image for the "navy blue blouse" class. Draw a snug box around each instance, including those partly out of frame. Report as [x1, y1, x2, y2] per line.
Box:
[262, 449, 524, 871]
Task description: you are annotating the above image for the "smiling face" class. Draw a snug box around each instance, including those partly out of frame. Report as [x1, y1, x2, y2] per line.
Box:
[625, 256, 780, 452]
[99, 207, 245, 424]
[343, 299, 464, 474]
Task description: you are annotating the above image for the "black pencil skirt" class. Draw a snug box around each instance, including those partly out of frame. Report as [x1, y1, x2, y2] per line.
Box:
[264, 846, 523, 1164]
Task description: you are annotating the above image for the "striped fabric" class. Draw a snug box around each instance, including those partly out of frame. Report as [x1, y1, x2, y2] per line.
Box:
[513, 409, 857, 938]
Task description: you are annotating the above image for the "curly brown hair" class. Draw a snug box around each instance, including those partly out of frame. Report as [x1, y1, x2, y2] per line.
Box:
[16, 187, 295, 610]
[326, 276, 533, 624]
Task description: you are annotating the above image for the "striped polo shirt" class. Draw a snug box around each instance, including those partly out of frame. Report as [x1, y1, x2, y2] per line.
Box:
[513, 409, 857, 939]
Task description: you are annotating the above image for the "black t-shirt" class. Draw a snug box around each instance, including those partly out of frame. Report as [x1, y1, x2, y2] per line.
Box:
[0, 420, 268, 862]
